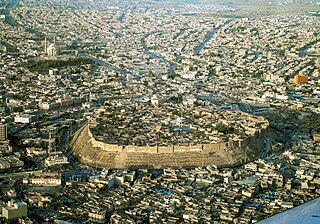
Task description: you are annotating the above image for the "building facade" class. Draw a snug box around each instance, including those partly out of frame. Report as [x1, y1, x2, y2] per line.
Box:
[294, 73, 308, 84]
[0, 124, 7, 141]
[2, 200, 27, 220]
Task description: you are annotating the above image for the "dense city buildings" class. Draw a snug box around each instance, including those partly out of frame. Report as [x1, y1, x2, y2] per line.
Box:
[0, 0, 319, 223]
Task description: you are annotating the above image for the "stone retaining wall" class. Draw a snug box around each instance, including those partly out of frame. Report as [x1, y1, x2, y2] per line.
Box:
[70, 124, 268, 169]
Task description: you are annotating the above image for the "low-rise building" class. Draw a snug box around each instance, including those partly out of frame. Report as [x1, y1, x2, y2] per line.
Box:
[1, 200, 27, 220]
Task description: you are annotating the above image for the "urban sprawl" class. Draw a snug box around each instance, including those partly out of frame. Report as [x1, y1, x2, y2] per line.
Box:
[0, 0, 320, 223]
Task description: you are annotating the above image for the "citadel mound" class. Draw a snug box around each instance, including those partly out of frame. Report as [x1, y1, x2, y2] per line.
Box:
[70, 104, 269, 169]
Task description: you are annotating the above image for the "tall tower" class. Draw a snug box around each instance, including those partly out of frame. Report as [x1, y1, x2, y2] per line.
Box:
[48, 129, 52, 156]
[0, 124, 7, 141]
[44, 36, 47, 54]
[47, 129, 55, 156]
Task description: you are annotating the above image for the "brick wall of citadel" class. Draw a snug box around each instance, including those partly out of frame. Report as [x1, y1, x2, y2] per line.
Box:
[71, 123, 269, 169]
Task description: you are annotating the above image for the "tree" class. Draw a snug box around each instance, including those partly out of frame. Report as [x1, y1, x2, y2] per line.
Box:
[214, 125, 234, 134]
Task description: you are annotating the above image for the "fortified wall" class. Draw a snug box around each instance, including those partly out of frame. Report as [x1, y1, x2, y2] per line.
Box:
[70, 123, 269, 169]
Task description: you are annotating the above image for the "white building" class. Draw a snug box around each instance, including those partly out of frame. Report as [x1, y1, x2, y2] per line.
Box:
[151, 95, 159, 106]
[2, 200, 27, 220]
[45, 155, 69, 167]
[14, 115, 36, 124]
[30, 177, 61, 186]
[89, 209, 106, 222]
[46, 44, 59, 57]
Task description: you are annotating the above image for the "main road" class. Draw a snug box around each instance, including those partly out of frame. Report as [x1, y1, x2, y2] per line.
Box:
[140, 32, 177, 75]
[4, 0, 20, 24]
[80, 52, 134, 76]
[59, 120, 94, 173]
[140, 19, 233, 75]
[194, 19, 233, 55]
[7, 0, 19, 10]
[298, 39, 320, 57]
